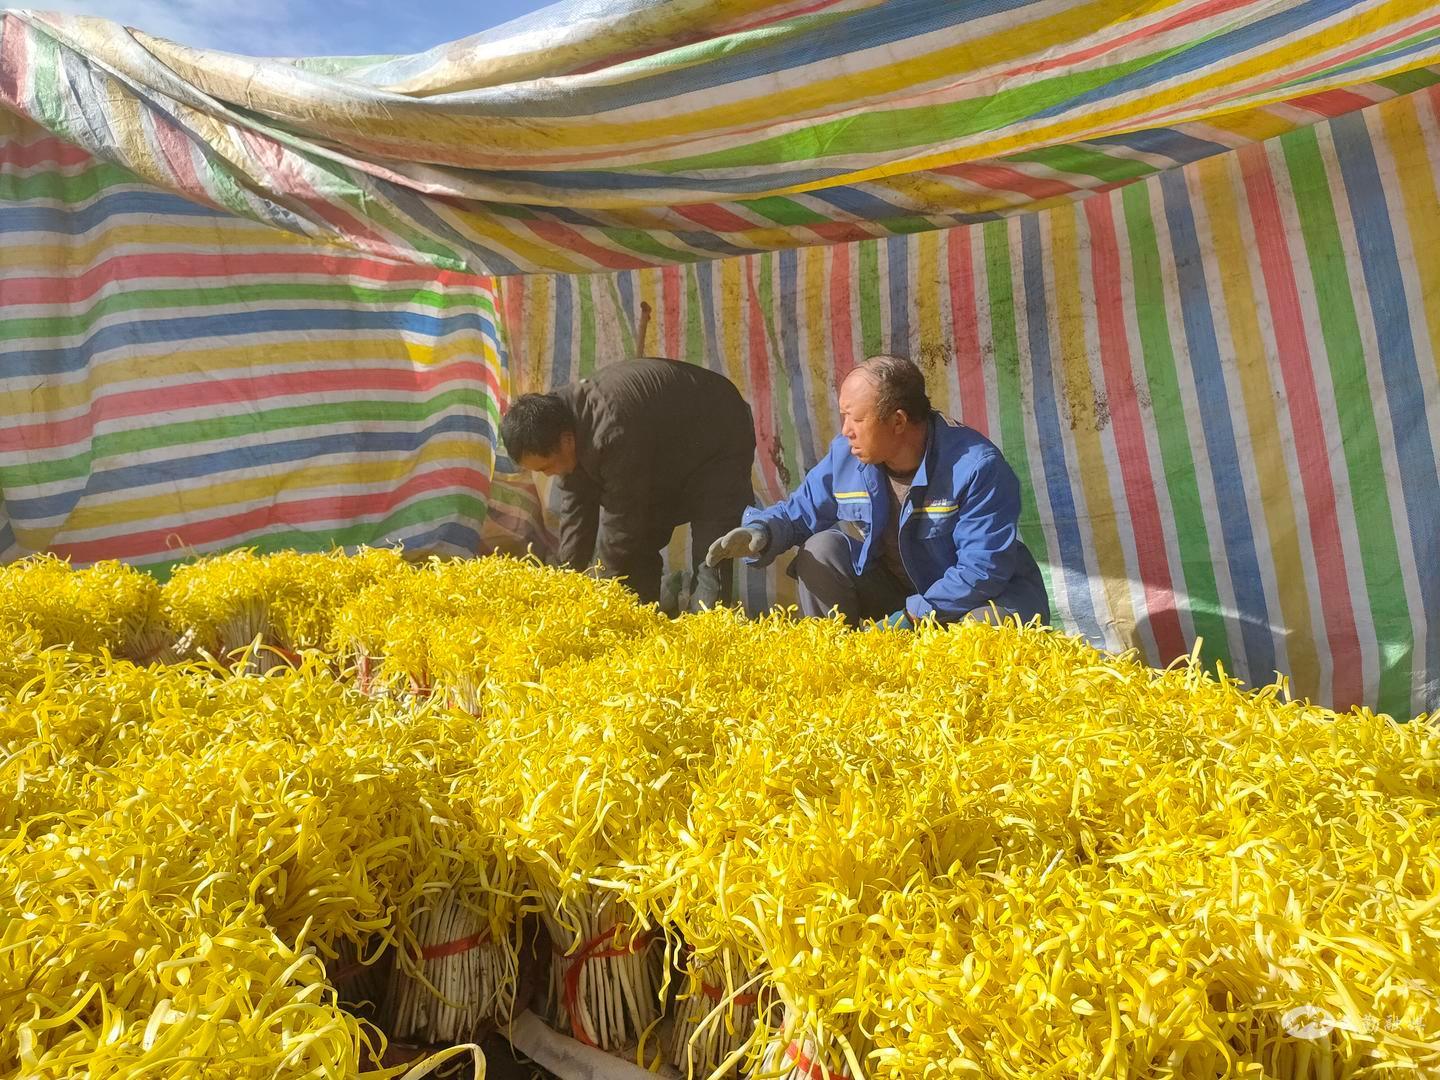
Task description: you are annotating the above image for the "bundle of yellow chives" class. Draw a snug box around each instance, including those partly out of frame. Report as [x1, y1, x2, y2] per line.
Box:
[2, 553, 1436, 1080]
[0, 555, 170, 661]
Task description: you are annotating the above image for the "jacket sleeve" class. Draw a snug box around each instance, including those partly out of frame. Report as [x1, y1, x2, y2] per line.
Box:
[906, 452, 1022, 622]
[553, 473, 600, 570]
[592, 433, 654, 580]
[740, 442, 842, 566]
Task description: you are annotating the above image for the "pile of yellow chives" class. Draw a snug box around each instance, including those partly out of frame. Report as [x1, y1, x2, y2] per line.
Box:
[0, 552, 1435, 1080]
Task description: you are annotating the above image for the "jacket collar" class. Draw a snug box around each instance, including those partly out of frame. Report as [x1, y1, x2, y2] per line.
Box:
[860, 412, 936, 494]
[911, 413, 938, 488]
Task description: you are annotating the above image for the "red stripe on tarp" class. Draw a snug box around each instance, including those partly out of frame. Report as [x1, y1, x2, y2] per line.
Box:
[808, 221, 877, 246]
[523, 219, 644, 271]
[827, 241, 858, 390]
[1084, 196, 1187, 661]
[1238, 142, 1363, 707]
[1141, 11, 1440, 131]
[50, 466, 492, 564]
[746, 259, 785, 501]
[938, 162, 1073, 201]
[946, 226, 989, 436]
[1286, 88, 1377, 118]
[0, 13, 31, 111]
[675, 202, 762, 233]
[662, 264, 682, 356]
[4, 251, 479, 306]
[148, 111, 204, 196]
[0, 134, 94, 170]
[1, 362, 502, 452]
[236, 126, 391, 247]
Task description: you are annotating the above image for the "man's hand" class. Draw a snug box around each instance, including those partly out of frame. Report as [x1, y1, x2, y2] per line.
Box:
[868, 610, 914, 631]
[705, 525, 768, 567]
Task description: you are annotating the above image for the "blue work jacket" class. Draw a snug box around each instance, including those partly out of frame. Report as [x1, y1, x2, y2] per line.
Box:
[743, 413, 1049, 623]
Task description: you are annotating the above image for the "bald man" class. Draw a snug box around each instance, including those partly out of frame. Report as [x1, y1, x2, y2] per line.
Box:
[706, 354, 1049, 627]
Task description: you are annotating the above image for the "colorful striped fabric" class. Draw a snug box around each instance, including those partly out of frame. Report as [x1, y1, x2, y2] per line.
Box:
[0, 109, 506, 574]
[5, 4, 1440, 273]
[496, 84, 1440, 719]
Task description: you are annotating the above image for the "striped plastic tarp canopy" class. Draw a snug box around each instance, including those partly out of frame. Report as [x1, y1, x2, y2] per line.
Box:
[0, 109, 506, 573]
[497, 84, 1440, 717]
[4, 2, 1440, 273]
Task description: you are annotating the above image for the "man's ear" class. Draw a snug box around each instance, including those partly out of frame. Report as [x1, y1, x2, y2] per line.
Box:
[560, 431, 576, 454]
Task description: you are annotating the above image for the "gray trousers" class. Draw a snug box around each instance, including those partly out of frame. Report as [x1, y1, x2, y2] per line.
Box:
[790, 529, 1017, 624]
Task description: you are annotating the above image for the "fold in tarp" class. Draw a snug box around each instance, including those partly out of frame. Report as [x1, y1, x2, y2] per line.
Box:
[5, 2, 1440, 273]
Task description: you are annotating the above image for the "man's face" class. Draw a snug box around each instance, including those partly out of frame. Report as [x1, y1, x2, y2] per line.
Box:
[519, 431, 578, 477]
[838, 371, 905, 465]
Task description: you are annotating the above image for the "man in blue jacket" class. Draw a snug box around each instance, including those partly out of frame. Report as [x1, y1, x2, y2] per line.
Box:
[705, 354, 1049, 627]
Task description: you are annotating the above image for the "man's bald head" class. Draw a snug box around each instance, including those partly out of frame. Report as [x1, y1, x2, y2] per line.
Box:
[838, 355, 931, 469]
[845, 355, 931, 425]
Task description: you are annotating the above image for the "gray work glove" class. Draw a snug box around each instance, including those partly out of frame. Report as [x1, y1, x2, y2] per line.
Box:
[705, 525, 768, 567]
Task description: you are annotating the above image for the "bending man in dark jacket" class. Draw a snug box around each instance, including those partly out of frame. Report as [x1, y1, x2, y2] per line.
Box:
[501, 357, 756, 607]
[706, 354, 1049, 627]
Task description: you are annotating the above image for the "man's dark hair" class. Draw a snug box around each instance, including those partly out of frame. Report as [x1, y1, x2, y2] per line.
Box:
[500, 393, 575, 460]
[857, 354, 931, 423]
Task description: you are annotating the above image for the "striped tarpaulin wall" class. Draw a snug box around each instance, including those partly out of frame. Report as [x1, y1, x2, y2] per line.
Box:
[0, 109, 505, 574]
[496, 86, 1440, 719]
[5, 5, 1440, 274]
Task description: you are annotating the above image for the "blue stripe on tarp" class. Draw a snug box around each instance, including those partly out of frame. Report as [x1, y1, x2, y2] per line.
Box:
[886, 236, 910, 353]
[552, 274, 575, 385]
[394, 519, 485, 555]
[382, 183, 525, 275]
[1157, 168, 1276, 685]
[1033, 0, 1364, 120]
[3, 412, 496, 520]
[7, 307, 499, 378]
[776, 249, 818, 465]
[808, 185, 918, 225]
[1082, 128, 1233, 166]
[1331, 109, 1440, 718]
[463, 164, 848, 194]
[0, 190, 226, 235]
[1019, 213, 1101, 642]
[371, 0, 1047, 118]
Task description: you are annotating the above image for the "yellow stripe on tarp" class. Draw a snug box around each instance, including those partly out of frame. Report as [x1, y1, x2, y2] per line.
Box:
[55, 437, 489, 534]
[0, 335, 501, 417]
[1382, 87, 1440, 384]
[2, 224, 314, 272]
[1048, 207, 1136, 643]
[803, 245, 835, 447]
[248, 0, 1194, 159]
[1204, 109, 1301, 145]
[1197, 150, 1319, 693]
[718, 256, 748, 400]
[751, 2, 1440, 199]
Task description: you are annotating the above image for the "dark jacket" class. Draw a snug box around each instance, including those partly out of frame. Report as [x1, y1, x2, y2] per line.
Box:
[553, 358, 755, 581]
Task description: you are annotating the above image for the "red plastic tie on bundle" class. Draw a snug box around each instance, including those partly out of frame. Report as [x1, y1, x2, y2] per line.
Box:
[556, 926, 657, 1046]
[784, 1040, 848, 1080]
[700, 980, 759, 1007]
[421, 928, 491, 961]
